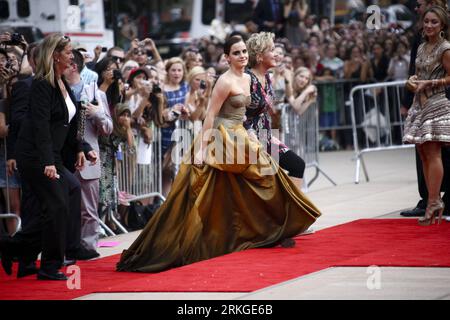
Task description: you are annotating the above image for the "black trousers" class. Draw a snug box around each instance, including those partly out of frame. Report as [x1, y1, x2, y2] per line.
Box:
[279, 150, 306, 179]
[14, 164, 81, 272]
[415, 146, 450, 210]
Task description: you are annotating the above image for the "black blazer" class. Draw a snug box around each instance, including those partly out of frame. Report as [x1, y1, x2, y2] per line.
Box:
[7, 75, 33, 160]
[16, 77, 85, 170]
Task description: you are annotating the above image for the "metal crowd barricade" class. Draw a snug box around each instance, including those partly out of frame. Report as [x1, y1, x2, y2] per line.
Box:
[0, 139, 21, 236]
[349, 80, 414, 184]
[314, 78, 361, 145]
[113, 125, 165, 234]
[281, 103, 337, 191]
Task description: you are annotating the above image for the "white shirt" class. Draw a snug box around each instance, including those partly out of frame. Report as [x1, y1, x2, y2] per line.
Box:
[65, 95, 77, 123]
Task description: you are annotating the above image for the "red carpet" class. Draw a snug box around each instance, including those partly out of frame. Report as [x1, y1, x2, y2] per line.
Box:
[1, 219, 450, 300]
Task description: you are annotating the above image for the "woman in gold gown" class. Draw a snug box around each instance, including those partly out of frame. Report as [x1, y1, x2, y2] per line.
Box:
[116, 36, 321, 273]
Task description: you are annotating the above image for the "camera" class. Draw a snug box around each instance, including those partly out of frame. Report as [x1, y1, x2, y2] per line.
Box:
[113, 69, 123, 81]
[171, 109, 181, 119]
[152, 84, 162, 94]
[199, 80, 207, 90]
[141, 79, 151, 86]
[2, 33, 22, 46]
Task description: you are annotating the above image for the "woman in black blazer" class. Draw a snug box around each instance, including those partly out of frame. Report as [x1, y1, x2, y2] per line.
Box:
[14, 34, 95, 280]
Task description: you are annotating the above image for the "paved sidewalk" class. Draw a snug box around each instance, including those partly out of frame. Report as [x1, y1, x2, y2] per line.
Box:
[80, 148, 450, 300]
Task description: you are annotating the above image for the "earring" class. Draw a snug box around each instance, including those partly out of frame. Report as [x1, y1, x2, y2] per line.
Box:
[440, 31, 445, 39]
[422, 30, 426, 38]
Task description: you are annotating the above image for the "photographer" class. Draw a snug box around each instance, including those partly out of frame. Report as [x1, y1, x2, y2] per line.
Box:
[126, 67, 153, 145]
[0, 32, 32, 78]
[126, 38, 162, 68]
[95, 57, 124, 220]
[185, 66, 212, 123]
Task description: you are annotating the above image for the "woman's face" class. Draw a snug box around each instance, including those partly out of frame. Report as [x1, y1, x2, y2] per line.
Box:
[397, 43, 407, 56]
[7, 53, 19, 71]
[326, 45, 337, 58]
[122, 64, 137, 82]
[274, 46, 285, 66]
[351, 47, 361, 60]
[259, 40, 277, 69]
[283, 56, 293, 70]
[308, 36, 319, 48]
[423, 11, 443, 39]
[133, 48, 148, 65]
[295, 71, 311, 90]
[190, 73, 205, 90]
[55, 43, 74, 73]
[118, 110, 131, 126]
[148, 69, 159, 85]
[132, 73, 147, 88]
[103, 62, 118, 83]
[373, 44, 383, 57]
[168, 62, 184, 84]
[227, 41, 248, 69]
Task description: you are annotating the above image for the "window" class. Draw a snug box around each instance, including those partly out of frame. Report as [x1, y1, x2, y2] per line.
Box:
[0, 0, 9, 19]
[202, 0, 215, 25]
[17, 0, 30, 18]
[69, 0, 79, 5]
[224, 0, 253, 24]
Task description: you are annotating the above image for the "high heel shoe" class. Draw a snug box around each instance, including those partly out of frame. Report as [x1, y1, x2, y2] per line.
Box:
[419, 199, 445, 226]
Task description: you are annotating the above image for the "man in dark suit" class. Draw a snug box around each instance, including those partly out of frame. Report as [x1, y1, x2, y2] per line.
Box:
[400, 0, 450, 217]
[252, 0, 285, 36]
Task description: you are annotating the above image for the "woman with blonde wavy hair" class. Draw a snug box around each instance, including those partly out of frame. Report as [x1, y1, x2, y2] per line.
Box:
[245, 32, 307, 189]
[7, 34, 97, 280]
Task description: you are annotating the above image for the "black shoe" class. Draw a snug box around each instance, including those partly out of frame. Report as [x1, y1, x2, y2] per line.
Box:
[17, 261, 38, 278]
[73, 247, 100, 261]
[1, 254, 13, 275]
[0, 237, 13, 275]
[37, 270, 68, 281]
[400, 207, 426, 217]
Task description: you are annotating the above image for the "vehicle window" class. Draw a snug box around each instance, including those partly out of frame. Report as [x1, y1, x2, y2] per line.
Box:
[224, 0, 254, 24]
[202, 0, 215, 25]
[0, 0, 9, 19]
[17, 0, 30, 18]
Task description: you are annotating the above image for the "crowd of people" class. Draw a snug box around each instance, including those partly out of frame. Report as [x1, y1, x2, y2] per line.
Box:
[0, 0, 449, 280]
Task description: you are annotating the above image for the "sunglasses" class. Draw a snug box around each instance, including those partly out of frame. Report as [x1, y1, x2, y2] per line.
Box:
[112, 56, 124, 63]
[133, 49, 151, 55]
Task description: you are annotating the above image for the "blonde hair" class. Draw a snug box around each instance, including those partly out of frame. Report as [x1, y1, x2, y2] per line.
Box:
[246, 32, 275, 68]
[187, 66, 206, 84]
[35, 33, 71, 88]
[293, 67, 313, 95]
[165, 57, 186, 83]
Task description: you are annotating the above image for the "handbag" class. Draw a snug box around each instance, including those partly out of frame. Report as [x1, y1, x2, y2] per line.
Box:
[127, 201, 148, 231]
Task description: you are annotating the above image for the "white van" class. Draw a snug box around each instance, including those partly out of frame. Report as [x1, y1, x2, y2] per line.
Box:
[154, 0, 253, 58]
[0, 0, 113, 52]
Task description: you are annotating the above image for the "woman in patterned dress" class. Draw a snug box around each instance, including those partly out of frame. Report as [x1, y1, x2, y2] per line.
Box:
[404, 6, 450, 225]
[245, 32, 306, 189]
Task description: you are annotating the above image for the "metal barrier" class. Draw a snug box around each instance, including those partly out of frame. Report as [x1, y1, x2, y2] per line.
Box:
[281, 102, 337, 191]
[314, 78, 361, 150]
[112, 124, 166, 234]
[349, 80, 414, 184]
[0, 140, 21, 236]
